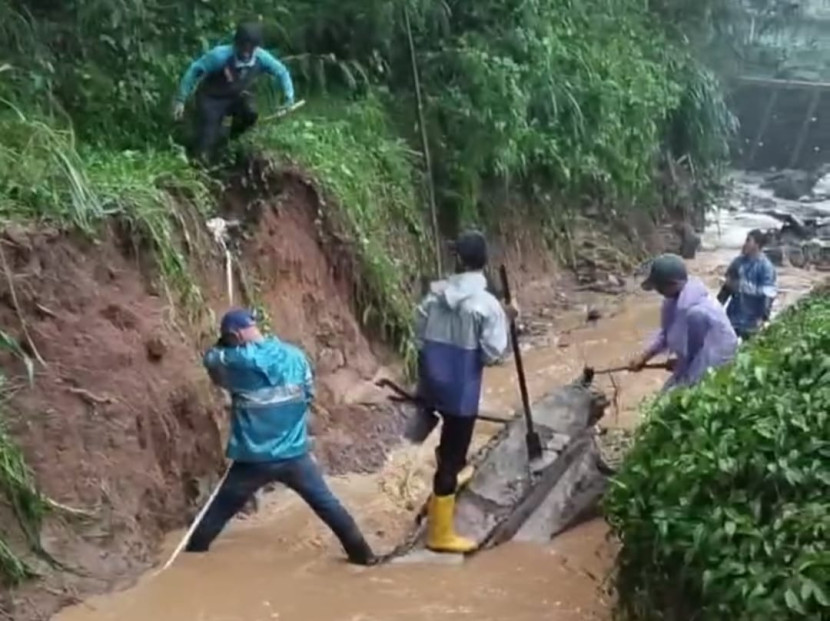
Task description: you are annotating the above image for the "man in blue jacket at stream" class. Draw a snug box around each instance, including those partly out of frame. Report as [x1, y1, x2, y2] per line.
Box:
[173, 21, 295, 161]
[717, 229, 778, 341]
[184, 309, 376, 565]
[415, 230, 518, 553]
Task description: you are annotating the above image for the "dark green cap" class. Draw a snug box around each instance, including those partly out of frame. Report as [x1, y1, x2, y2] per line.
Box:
[641, 253, 688, 291]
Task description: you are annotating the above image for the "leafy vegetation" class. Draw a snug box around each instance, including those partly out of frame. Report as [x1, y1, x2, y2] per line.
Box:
[0, 331, 47, 585]
[605, 286, 830, 620]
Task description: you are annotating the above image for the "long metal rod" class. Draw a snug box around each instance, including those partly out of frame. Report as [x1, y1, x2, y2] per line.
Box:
[157, 465, 231, 573]
[404, 5, 442, 275]
[499, 265, 543, 462]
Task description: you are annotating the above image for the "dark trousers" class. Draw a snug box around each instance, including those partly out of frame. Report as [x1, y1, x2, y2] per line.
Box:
[193, 93, 258, 161]
[186, 454, 372, 563]
[433, 414, 476, 496]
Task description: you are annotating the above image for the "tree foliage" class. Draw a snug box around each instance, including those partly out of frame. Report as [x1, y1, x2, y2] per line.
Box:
[0, 0, 736, 225]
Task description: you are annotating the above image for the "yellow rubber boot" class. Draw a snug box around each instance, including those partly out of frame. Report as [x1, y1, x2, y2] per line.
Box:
[426, 494, 476, 553]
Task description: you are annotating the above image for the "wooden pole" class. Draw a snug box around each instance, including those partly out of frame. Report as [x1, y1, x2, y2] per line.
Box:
[788, 89, 821, 170]
[746, 87, 779, 170]
[404, 5, 442, 275]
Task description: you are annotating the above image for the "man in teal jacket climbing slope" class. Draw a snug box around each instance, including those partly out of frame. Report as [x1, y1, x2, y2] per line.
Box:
[185, 309, 375, 565]
[173, 21, 295, 161]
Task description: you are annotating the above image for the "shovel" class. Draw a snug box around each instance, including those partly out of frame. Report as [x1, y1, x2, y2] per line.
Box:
[498, 265, 544, 465]
[375, 378, 512, 445]
[261, 99, 306, 123]
[581, 361, 670, 384]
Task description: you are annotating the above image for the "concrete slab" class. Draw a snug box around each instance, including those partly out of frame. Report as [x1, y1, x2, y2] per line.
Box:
[383, 380, 611, 562]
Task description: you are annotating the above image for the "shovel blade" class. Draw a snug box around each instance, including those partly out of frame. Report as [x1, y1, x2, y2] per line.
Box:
[403, 407, 440, 444]
[526, 431, 544, 462]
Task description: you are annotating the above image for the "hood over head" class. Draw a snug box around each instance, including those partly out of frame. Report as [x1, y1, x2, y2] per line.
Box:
[430, 272, 488, 310]
[676, 277, 710, 310]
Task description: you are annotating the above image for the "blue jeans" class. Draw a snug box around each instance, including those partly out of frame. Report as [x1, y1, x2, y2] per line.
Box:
[186, 454, 373, 563]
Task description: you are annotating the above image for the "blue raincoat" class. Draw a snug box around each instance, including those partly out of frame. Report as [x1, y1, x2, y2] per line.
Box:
[414, 271, 510, 417]
[203, 336, 313, 462]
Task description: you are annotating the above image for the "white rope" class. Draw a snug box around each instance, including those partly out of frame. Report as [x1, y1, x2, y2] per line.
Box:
[157, 217, 239, 575]
[156, 464, 232, 574]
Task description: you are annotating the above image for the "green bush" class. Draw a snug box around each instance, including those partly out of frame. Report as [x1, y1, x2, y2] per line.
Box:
[605, 287, 830, 621]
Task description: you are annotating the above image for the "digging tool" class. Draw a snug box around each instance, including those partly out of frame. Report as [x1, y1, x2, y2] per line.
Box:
[375, 378, 513, 435]
[160, 218, 248, 574]
[157, 465, 232, 574]
[498, 265, 544, 465]
[581, 361, 671, 385]
[206, 217, 241, 304]
[261, 99, 306, 123]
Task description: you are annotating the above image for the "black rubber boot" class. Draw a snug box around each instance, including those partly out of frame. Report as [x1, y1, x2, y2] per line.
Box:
[344, 537, 378, 566]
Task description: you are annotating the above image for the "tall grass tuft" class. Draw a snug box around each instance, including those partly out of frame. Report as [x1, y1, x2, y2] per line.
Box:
[0, 330, 47, 585]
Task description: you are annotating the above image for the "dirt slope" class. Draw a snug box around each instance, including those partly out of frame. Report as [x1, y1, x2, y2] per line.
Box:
[0, 168, 406, 620]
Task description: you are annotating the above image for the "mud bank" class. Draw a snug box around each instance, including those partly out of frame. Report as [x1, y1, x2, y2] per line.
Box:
[0, 169, 406, 620]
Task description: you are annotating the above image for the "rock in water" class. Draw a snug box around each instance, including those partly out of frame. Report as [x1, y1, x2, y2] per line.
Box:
[763, 169, 817, 201]
[386, 380, 611, 561]
[676, 222, 701, 259]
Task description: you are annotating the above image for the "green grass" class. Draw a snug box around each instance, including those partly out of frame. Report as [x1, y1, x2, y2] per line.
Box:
[0, 331, 47, 585]
[0, 102, 214, 310]
[254, 96, 431, 365]
[0, 104, 216, 584]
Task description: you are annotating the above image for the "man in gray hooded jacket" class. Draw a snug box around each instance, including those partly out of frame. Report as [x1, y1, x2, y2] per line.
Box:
[414, 230, 517, 553]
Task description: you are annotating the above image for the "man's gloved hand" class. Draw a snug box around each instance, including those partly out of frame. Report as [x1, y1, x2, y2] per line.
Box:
[503, 301, 520, 322]
[172, 101, 185, 121]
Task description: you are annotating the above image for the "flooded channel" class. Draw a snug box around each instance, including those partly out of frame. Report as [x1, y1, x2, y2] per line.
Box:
[56, 175, 825, 621]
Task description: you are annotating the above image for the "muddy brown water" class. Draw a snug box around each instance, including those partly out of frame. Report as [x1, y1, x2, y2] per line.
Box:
[56, 244, 822, 621]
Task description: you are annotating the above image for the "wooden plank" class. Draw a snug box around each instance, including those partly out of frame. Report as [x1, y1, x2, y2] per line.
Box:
[788, 89, 822, 169]
[734, 76, 830, 90]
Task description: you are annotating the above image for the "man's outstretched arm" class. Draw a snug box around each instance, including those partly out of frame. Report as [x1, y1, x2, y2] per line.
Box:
[256, 49, 295, 105]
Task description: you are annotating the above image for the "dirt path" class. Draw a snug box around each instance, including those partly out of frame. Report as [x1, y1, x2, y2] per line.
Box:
[55, 244, 822, 621]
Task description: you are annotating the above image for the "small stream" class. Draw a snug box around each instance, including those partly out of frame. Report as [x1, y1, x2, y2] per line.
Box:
[55, 174, 825, 621]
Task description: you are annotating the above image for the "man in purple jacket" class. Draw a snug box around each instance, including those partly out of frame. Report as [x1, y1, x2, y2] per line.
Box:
[629, 254, 738, 392]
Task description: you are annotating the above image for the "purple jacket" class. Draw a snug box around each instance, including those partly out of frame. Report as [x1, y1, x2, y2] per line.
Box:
[645, 277, 738, 392]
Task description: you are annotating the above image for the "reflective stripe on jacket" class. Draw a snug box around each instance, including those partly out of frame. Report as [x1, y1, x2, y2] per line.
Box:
[203, 336, 312, 462]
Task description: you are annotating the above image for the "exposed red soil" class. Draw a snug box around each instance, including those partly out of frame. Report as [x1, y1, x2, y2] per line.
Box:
[0, 166, 410, 620]
[0, 224, 226, 619]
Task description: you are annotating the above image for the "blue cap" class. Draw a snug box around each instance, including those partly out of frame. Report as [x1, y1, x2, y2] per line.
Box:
[220, 308, 256, 335]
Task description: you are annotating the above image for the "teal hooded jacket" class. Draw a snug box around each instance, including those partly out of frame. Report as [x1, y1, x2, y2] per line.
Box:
[203, 336, 313, 462]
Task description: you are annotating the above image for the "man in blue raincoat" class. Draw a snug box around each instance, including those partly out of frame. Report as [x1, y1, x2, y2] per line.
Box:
[185, 309, 375, 565]
[717, 229, 778, 340]
[415, 230, 517, 553]
[173, 21, 295, 161]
